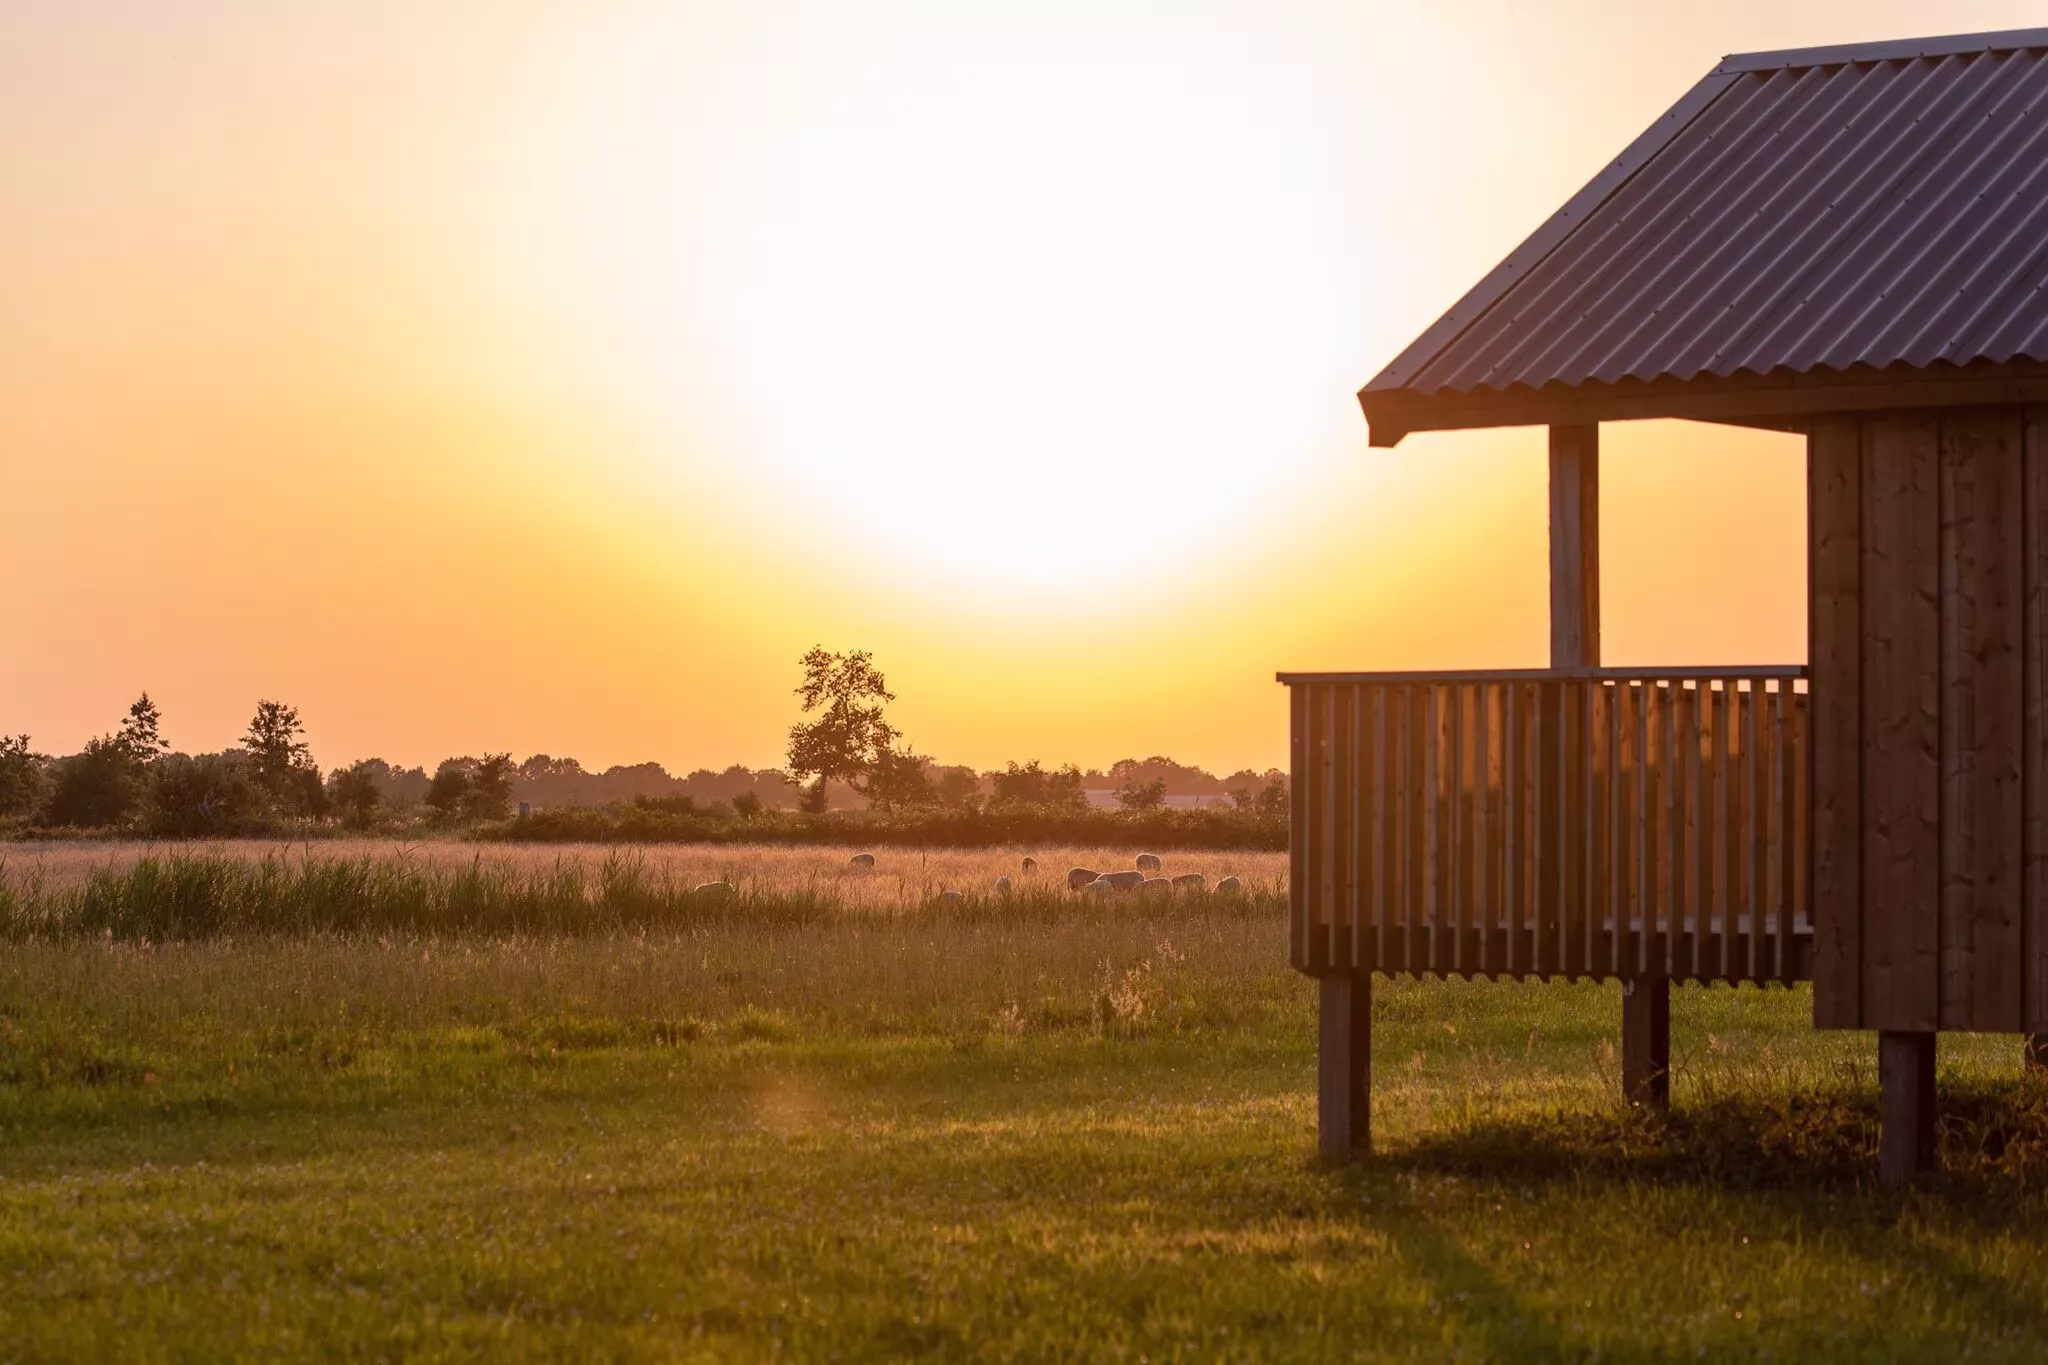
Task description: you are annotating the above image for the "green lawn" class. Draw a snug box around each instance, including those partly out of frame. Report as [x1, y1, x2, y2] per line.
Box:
[3, 922, 2046, 1360]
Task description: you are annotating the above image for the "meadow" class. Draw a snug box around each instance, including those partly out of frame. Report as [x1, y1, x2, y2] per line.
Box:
[2, 843, 2046, 1360]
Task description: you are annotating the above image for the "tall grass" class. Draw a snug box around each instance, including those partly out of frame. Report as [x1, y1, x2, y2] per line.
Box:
[0, 848, 1285, 941]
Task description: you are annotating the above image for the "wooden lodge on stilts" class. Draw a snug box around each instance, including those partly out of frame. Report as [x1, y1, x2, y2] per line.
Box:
[1288, 27, 2048, 1184]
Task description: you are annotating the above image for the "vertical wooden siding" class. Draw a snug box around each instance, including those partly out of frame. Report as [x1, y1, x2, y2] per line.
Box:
[1288, 672, 1808, 985]
[1809, 404, 2044, 1033]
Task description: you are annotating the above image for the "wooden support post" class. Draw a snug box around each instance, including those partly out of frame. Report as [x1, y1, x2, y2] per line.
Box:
[1549, 424, 1601, 672]
[1878, 1030, 1937, 1184]
[1318, 974, 1372, 1160]
[1622, 976, 1670, 1108]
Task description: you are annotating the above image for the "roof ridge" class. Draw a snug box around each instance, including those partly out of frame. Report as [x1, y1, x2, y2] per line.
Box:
[1717, 28, 2048, 74]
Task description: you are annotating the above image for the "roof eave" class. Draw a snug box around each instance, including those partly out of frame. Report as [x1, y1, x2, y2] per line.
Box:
[1358, 359, 2048, 447]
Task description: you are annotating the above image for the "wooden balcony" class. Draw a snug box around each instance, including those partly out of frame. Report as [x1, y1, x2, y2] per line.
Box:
[1282, 667, 1811, 987]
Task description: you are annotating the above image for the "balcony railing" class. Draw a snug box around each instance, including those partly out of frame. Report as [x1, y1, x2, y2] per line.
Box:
[1282, 667, 1811, 986]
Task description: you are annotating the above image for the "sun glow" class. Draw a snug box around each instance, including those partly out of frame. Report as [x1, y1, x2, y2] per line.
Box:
[498, 2, 1387, 598]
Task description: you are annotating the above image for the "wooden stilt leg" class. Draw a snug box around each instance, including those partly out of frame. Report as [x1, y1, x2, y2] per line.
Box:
[2026, 1034, 2048, 1072]
[1318, 974, 1371, 1160]
[1622, 977, 1670, 1108]
[1878, 1030, 1937, 1185]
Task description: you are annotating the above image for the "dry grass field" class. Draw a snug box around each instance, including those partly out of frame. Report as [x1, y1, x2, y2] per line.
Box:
[0, 839, 1285, 907]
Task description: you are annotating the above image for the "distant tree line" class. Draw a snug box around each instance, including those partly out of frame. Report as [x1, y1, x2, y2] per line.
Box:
[1, 659, 1286, 838]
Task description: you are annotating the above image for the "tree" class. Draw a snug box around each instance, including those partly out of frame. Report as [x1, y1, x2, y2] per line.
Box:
[866, 746, 935, 812]
[989, 760, 1087, 810]
[145, 753, 263, 837]
[464, 752, 515, 821]
[795, 775, 830, 814]
[1252, 774, 1288, 818]
[785, 648, 900, 805]
[44, 735, 142, 828]
[424, 760, 471, 819]
[1115, 775, 1168, 811]
[0, 735, 48, 820]
[242, 700, 316, 811]
[730, 789, 763, 819]
[116, 693, 170, 766]
[931, 765, 981, 810]
[329, 760, 385, 830]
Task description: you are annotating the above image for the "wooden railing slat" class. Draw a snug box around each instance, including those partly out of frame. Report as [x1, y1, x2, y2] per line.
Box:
[1482, 687, 1499, 978]
[1749, 678, 1767, 984]
[1504, 683, 1521, 976]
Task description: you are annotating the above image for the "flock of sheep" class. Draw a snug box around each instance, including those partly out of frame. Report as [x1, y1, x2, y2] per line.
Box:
[686, 852, 1247, 901]
[843, 850, 1243, 903]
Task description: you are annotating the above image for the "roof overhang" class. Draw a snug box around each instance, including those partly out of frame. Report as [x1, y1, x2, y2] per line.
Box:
[1356, 25, 2048, 450]
[1359, 358, 2048, 447]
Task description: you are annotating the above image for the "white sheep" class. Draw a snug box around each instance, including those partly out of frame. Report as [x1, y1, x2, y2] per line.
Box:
[1021, 856, 1039, 873]
[694, 880, 735, 896]
[995, 876, 1013, 895]
[849, 852, 876, 870]
[1099, 870, 1146, 891]
[1171, 873, 1206, 891]
[1137, 877, 1173, 895]
[937, 889, 964, 905]
[1081, 879, 1115, 898]
[1213, 875, 1243, 896]
[1135, 852, 1163, 872]
[1067, 866, 1102, 891]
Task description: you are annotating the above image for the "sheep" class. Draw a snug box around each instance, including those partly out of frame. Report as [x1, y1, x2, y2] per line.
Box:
[1213, 875, 1243, 896]
[1021, 856, 1039, 873]
[1081, 878, 1115, 898]
[1067, 867, 1102, 891]
[848, 852, 876, 870]
[694, 880, 735, 897]
[994, 876, 1013, 895]
[1135, 852, 1163, 872]
[937, 889, 964, 905]
[1137, 877, 1173, 895]
[1171, 873, 1206, 891]
[1099, 870, 1146, 891]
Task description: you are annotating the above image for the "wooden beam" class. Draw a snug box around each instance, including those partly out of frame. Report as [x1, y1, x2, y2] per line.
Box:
[1362, 359, 2048, 448]
[1878, 1030, 1937, 1184]
[1318, 974, 1372, 1160]
[1549, 424, 1601, 670]
[1810, 416, 1864, 1028]
[1939, 408, 2026, 1032]
[1622, 977, 1671, 1108]
[2024, 407, 2048, 1037]
[1861, 413, 1942, 1033]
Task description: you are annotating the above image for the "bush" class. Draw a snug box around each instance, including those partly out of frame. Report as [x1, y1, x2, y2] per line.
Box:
[144, 753, 268, 838]
[0, 736, 48, 821]
[43, 737, 141, 829]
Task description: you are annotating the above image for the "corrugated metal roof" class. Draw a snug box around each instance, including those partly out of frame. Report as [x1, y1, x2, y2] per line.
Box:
[1363, 28, 2048, 421]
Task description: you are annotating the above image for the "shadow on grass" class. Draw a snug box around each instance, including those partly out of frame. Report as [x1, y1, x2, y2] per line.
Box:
[1380, 1073, 2048, 1195]
[1322, 1076, 2048, 1358]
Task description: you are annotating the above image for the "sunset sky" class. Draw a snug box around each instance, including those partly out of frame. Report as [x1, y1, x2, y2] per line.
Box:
[6, 0, 2037, 776]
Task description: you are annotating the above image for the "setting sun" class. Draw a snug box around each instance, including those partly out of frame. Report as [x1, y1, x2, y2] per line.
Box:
[6, 0, 2027, 775]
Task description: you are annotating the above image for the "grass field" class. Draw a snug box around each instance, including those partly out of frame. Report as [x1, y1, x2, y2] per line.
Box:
[3, 845, 2047, 1360]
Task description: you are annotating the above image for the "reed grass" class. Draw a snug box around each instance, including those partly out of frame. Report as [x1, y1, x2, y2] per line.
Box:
[0, 843, 1284, 941]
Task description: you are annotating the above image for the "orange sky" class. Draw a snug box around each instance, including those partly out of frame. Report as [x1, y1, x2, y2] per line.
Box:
[6, 1, 2037, 775]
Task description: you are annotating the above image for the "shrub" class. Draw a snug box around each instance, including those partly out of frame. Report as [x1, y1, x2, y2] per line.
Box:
[43, 736, 141, 829]
[0, 736, 48, 820]
[144, 753, 267, 837]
